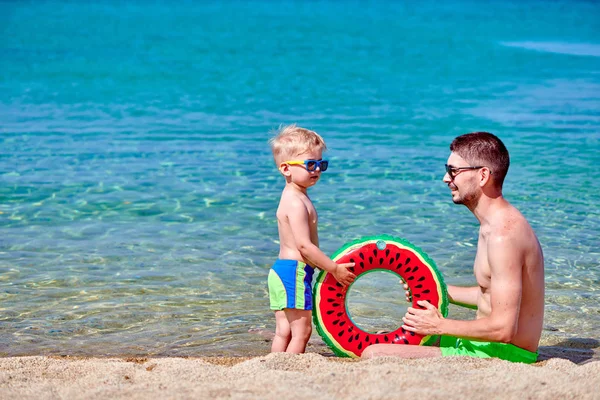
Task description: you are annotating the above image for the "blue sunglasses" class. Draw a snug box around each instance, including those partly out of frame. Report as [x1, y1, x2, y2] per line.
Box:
[285, 159, 329, 172]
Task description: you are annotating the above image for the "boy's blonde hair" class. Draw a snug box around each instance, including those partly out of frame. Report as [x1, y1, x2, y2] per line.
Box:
[268, 124, 327, 164]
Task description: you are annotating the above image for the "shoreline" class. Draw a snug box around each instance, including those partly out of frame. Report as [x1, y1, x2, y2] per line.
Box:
[1, 341, 598, 364]
[1, 353, 599, 400]
[2, 331, 598, 364]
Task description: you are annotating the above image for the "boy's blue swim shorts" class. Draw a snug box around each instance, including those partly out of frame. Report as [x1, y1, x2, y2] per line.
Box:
[268, 259, 314, 311]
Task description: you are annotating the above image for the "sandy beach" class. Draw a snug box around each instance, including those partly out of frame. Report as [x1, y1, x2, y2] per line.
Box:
[2, 342, 599, 400]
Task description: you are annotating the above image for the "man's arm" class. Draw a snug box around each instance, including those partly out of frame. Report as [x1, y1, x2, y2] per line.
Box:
[403, 235, 523, 343]
[404, 284, 478, 310]
[286, 200, 355, 286]
[447, 285, 479, 310]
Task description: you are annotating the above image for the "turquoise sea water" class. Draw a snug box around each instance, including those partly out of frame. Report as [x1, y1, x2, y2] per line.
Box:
[1, 0, 599, 357]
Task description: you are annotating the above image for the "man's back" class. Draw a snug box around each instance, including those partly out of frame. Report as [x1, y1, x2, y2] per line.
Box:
[475, 201, 544, 352]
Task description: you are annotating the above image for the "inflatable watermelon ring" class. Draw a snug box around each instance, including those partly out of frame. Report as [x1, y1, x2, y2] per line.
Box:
[313, 235, 448, 358]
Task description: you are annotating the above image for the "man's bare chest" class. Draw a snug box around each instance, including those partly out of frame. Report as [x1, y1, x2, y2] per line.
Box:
[474, 242, 491, 290]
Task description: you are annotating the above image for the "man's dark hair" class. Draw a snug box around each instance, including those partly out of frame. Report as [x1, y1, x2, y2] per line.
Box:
[450, 132, 510, 188]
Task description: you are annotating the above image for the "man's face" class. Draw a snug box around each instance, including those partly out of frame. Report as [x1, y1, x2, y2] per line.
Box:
[443, 152, 481, 207]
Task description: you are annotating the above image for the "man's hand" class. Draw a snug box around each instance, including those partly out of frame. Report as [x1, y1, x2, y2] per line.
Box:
[403, 282, 412, 303]
[332, 262, 356, 287]
[402, 300, 444, 336]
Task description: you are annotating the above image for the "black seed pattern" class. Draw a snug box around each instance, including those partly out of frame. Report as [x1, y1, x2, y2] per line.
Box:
[319, 245, 441, 353]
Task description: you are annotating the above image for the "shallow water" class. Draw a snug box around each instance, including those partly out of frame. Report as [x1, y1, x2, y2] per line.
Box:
[1, 0, 599, 357]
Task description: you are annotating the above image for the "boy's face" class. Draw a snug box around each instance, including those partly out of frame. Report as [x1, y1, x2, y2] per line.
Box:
[279, 148, 325, 189]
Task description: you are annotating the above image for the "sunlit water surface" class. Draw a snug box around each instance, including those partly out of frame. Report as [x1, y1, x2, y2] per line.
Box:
[1, 0, 599, 356]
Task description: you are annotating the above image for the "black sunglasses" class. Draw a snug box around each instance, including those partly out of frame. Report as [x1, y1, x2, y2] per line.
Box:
[445, 164, 486, 179]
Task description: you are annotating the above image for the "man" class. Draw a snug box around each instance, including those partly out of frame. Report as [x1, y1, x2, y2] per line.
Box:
[362, 132, 545, 363]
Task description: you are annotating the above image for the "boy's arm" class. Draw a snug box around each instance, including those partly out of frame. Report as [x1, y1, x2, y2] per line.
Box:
[286, 200, 355, 286]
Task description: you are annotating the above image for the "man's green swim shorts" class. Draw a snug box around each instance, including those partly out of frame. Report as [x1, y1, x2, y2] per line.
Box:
[439, 336, 538, 364]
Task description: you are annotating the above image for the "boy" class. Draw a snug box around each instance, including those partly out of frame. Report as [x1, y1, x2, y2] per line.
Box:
[267, 124, 356, 354]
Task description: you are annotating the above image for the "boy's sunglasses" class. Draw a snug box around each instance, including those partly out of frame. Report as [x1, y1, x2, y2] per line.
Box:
[285, 159, 329, 172]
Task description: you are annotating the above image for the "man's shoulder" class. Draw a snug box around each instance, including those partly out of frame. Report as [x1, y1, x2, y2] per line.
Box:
[490, 202, 531, 232]
[488, 205, 539, 252]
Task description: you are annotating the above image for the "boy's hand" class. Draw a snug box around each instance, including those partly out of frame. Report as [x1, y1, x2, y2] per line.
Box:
[332, 262, 356, 287]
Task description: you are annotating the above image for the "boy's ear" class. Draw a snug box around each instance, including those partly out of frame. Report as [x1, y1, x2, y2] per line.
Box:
[279, 162, 291, 176]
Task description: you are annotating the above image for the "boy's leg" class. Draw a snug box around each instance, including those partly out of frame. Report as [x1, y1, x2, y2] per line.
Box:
[285, 309, 312, 354]
[271, 310, 291, 352]
[361, 343, 442, 359]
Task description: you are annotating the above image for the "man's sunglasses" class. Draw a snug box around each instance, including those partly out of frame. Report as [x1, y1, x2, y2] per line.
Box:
[445, 164, 487, 179]
[285, 159, 329, 172]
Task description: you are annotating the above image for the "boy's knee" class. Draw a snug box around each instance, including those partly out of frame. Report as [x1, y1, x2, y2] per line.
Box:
[290, 322, 312, 341]
[275, 327, 291, 340]
[301, 325, 312, 341]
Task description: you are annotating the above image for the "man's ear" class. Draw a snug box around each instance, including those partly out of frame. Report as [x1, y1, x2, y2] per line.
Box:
[479, 167, 492, 187]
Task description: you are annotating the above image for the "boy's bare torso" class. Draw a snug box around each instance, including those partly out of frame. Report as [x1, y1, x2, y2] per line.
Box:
[473, 203, 544, 352]
[276, 187, 319, 263]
